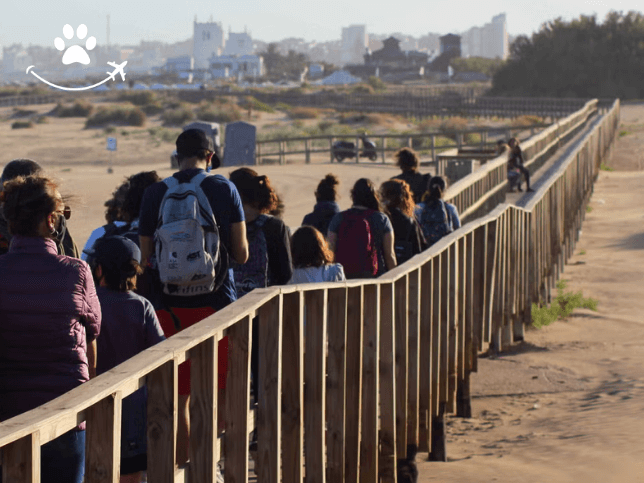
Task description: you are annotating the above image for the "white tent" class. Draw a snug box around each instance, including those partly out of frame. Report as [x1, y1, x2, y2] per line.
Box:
[315, 70, 361, 85]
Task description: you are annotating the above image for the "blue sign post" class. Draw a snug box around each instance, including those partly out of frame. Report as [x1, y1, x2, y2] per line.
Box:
[106, 137, 117, 173]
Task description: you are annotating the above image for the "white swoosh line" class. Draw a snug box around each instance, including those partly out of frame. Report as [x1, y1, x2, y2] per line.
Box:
[26, 65, 117, 92]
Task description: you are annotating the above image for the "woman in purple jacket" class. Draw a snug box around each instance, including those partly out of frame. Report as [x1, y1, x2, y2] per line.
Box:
[0, 175, 102, 483]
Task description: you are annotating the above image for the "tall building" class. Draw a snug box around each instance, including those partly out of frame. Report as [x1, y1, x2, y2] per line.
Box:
[340, 25, 368, 65]
[461, 13, 508, 60]
[193, 20, 225, 70]
[224, 32, 253, 56]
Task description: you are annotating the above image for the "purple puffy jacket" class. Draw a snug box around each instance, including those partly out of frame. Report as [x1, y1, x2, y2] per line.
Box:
[0, 236, 102, 422]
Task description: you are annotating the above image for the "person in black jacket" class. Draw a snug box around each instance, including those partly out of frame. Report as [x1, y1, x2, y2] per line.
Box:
[392, 148, 429, 204]
[302, 173, 341, 237]
[380, 179, 426, 265]
[507, 138, 534, 192]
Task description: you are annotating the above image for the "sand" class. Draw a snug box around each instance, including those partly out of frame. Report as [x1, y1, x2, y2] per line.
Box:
[417, 105, 644, 482]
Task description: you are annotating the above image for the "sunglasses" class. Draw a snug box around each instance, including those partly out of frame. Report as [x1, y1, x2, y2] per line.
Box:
[56, 205, 71, 220]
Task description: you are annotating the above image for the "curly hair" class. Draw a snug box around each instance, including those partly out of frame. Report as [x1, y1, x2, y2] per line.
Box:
[1, 175, 61, 237]
[291, 225, 334, 268]
[229, 167, 279, 214]
[104, 181, 130, 224]
[120, 171, 160, 222]
[380, 179, 415, 218]
[351, 178, 383, 212]
[315, 173, 340, 202]
[395, 148, 420, 173]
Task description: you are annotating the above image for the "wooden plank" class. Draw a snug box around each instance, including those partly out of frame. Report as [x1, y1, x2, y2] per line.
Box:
[418, 262, 432, 453]
[345, 287, 363, 483]
[457, 237, 466, 380]
[2, 433, 40, 483]
[327, 288, 348, 483]
[282, 293, 304, 483]
[394, 276, 409, 459]
[86, 393, 122, 483]
[190, 337, 217, 483]
[431, 256, 442, 419]
[472, 224, 487, 357]
[439, 251, 450, 407]
[379, 283, 397, 483]
[406, 269, 420, 448]
[225, 317, 252, 483]
[484, 219, 499, 346]
[304, 290, 327, 483]
[257, 295, 283, 483]
[360, 284, 380, 483]
[514, 210, 526, 340]
[147, 359, 177, 483]
[447, 243, 459, 413]
[500, 210, 512, 350]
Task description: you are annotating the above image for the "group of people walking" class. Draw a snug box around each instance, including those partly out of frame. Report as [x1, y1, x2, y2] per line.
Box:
[0, 133, 459, 482]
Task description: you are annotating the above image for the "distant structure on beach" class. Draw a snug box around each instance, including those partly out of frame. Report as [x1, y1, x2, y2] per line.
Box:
[340, 25, 368, 66]
[193, 19, 225, 70]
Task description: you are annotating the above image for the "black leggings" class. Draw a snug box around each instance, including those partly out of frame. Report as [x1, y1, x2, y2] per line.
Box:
[517, 165, 531, 189]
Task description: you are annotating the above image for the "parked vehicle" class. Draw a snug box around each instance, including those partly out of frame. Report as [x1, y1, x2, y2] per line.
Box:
[332, 135, 378, 162]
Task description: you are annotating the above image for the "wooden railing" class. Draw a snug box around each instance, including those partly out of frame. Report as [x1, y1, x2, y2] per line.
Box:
[255, 124, 547, 165]
[0, 99, 619, 483]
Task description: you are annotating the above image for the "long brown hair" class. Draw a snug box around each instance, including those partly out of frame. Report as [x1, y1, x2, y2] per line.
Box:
[380, 179, 415, 218]
[291, 225, 334, 268]
[315, 173, 340, 202]
[351, 178, 383, 212]
[230, 167, 279, 214]
[1, 175, 61, 237]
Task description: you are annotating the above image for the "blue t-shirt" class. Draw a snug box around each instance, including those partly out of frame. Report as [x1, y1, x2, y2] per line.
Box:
[138, 168, 245, 310]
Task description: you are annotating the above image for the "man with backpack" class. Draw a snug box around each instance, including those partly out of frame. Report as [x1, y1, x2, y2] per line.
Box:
[138, 129, 248, 466]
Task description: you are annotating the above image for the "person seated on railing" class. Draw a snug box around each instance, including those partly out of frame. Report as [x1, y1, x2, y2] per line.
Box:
[496, 139, 510, 155]
[0, 159, 81, 257]
[302, 173, 341, 237]
[85, 235, 165, 483]
[380, 179, 427, 265]
[507, 137, 534, 192]
[327, 178, 397, 279]
[417, 176, 460, 247]
[0, 175, 101, 483]
[288, 225, 345, 284]
[391, 147, 431, 204]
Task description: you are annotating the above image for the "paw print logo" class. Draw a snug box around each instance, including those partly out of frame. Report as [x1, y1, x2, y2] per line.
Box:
[54, 24, 96, 65]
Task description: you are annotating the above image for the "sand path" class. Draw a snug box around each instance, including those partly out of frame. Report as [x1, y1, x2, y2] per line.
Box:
[417, 105, 644, 482]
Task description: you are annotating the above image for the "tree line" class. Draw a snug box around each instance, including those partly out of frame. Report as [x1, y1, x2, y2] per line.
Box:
[490, 11, 644, 98]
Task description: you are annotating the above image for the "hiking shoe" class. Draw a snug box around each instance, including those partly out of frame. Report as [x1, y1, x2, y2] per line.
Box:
[527, 187, 535, 192]
[517, 186, 523, 192]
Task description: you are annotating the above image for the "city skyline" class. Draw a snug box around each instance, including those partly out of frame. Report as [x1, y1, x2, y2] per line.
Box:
[0, 0, 640, 49]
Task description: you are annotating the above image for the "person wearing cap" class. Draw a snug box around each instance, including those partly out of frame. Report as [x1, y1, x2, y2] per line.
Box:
[86, 236, 165, 483]
[137, 128, 249, 466]
[0, 158, 80, 257]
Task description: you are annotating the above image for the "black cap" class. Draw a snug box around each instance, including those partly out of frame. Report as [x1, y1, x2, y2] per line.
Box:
[176, 129, 221, 169]
[84, 236, 141, 276]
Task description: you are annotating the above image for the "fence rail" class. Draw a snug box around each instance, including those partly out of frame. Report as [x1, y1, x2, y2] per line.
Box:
[0, 99, 619, 483]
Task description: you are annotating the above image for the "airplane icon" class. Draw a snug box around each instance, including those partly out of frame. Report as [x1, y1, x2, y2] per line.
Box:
[106, 61, 128, 81]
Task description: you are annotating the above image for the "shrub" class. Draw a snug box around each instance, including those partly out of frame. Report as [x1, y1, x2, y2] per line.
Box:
[243, 96, 275, 113]
[117, 91, 157, 106]
[275, 102, 293, 112]
[317, 120, 334, 132]
[161, 106, 195, 126]
[36, 116, 49, 124]
[600, 163, 614, 171]
[439, 117, 469, 134]
[53, 100, 94, 117]
[351, 84, 375, 95]
[86, 106, 146, 127]
[289, 107, 319, 119]
[513, 115, 544, 127]
[531, 280, 598, 329]
[367, 76, 386, 91]
[148, 127, 181, 143]
[13, 108, 37, 118]
[194, 103, 242, 123]
[142, 102, 165, 115]
[11, 120, 33, 129]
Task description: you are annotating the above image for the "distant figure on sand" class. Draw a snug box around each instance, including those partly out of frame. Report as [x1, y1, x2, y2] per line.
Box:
[392, 148, 430, 204]
[0, 175, 101, 483]
[86, 236, 164, 483]
[302, 173, 341, 236]
[380, 179, 427, 265]
[288, 225, 345, 284]
[0, 159, 80, 257]
[507, 137, 534, 192]
[327, 178, 396, 279]
[138, 129, 249, 468]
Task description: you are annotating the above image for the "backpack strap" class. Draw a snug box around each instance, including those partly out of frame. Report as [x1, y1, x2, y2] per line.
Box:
[162, 176, 179, 189]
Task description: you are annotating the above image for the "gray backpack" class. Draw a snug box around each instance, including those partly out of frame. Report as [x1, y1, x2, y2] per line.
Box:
[155, 172, 221, 296]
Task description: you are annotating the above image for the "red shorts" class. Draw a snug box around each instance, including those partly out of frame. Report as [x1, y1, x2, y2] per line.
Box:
[156, 306, 228, 395]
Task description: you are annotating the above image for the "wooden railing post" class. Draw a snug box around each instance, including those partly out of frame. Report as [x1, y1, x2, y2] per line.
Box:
[282, 293, 304, 483]
[86, 393, 122, 483]
[305, 290, 327, 483]
[257, 295, 283, 483]
[394, 276, 409, 460]
[406, 270, 421, 449]
[418, 262, 432, 454]
[147, 359, 178, 483]
[379, 282, 397, 482]
[345, 287, 364, 483]
[2, 433, 40, 483]
[327, 288, 348, 483]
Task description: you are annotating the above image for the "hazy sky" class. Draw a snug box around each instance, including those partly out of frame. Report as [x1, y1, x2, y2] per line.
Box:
[0, 0, 637, 48]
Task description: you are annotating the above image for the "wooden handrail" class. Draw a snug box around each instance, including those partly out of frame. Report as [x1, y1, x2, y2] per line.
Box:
[0, 98, 619, 483]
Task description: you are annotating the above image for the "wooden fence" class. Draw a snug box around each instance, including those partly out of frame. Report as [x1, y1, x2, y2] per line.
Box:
[0, 99, 619, 483]
[255, 124, 547, 166]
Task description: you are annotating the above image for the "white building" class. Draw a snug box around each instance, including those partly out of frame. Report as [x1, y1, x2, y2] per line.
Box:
[224, 32, 253, 56]
[340, 25, 368, 65]
[2, 46, 32, 73]
[461, 13, 508, 60]
[209, 54, 263, 79]
[193, 21, 225, 70]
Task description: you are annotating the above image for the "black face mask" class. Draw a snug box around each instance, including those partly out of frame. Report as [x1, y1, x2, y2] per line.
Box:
[54, 214, 67, 246]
